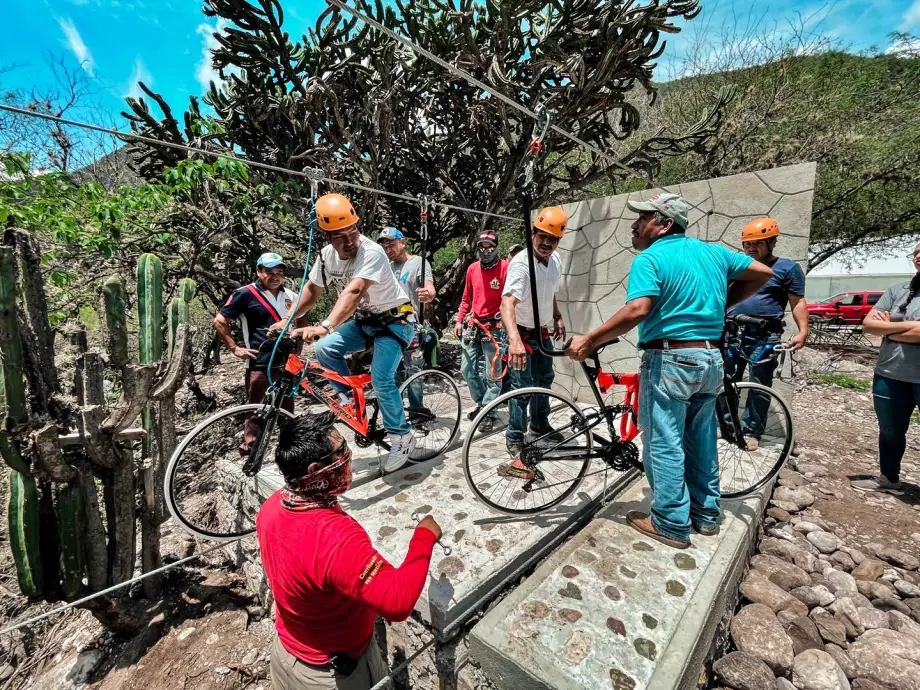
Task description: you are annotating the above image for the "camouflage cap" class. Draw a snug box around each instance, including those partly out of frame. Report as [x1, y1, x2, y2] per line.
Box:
[626, 192, 690, 229]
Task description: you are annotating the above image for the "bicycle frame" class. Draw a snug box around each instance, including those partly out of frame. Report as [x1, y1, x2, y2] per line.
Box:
[282, 353, 380, 438]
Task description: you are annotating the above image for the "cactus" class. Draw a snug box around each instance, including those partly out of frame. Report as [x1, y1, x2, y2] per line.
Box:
[167, 298, 190, 360]
[137, 254, 164, 366]
[0, 248, 30, 474]
[178, 277, 197, 304]
[103, 275, 129, 371]
[8, 469, 43, 597]
[57, 485, 86, 600]
[1, 233, 191, 614]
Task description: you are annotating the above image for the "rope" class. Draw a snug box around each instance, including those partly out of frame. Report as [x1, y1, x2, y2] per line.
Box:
[0, 104, 517, 223]
[324, 0, 635, 177]
[0, 538, 242, 636]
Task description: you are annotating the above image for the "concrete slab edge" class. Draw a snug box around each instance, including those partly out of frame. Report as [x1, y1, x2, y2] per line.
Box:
[646, 481, 772, 689]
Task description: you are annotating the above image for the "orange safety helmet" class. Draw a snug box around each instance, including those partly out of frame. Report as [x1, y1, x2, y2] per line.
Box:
[742, 217, 780, 242]
[315, 193, 359, 231]
[533, 206, 568, 238]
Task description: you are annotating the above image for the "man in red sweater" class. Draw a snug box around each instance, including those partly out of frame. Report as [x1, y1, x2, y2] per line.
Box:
[455, 231, 509, 430]
[258, 412, 441, 689]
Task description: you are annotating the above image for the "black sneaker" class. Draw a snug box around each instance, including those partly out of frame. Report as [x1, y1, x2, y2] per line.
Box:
[467, 406, 483, 422]
[480, 416, 496, 432]
[528, 426, 566, 444]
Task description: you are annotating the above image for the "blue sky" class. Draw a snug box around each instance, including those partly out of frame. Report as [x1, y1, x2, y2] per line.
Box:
[3, 0, 920, 134]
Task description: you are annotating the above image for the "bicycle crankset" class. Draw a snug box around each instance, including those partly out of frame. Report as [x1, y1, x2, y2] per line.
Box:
[603, 440, 641, 472]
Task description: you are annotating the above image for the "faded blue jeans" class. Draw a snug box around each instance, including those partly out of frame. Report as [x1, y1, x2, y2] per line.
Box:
[460, 328, 506, 411]
[313, 320, 413, 436]
[873, 373, 920, 483]
[639, 347, 724, 542]
[506, 333, 554, 443]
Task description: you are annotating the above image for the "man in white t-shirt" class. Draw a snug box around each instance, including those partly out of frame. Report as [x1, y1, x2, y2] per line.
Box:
[282, 193, 417, 472]
[500, 206, 568, 462]
[378, 226, 436, 412]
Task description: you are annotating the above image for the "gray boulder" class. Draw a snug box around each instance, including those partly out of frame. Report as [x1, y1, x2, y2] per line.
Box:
[849, 628, 920, 689]
[808, 532, 842, 554]
[731, 604, 795, 675]
[876, 548, 919, 571]
[784, 616, 824, 655]
[791, 649, 851, 690]
[826, 570, 858, 597]
[824, 644, 856, 680]
[752, 554, 812, 591]
[712, 651, 777, 690]
[773, 486, 815, 510]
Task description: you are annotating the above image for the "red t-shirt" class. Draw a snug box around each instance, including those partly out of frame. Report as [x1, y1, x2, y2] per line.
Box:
[256, 493, 437, 665]
[456, 259, 509, 324]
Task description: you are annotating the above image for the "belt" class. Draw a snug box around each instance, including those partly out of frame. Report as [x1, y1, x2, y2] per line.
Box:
[640, 339, 716, 350]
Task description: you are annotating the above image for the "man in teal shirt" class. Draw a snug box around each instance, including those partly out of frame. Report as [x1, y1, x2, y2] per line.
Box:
[566, 193, 773, 548]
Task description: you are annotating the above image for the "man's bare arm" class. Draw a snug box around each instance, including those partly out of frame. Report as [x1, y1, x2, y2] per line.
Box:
[726, 261, 774, 308]
[325, 277, 373, 328]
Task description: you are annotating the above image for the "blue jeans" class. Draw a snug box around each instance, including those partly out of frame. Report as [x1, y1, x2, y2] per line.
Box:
[314, 320, 413, 435]
[460, 329, 505, 410]
[873, 373, 920, 483]
[723, 329, 781, 437]
[402, 339, 425, 410]
[639, 348, 724, 542]
[506, 335, 554, 443]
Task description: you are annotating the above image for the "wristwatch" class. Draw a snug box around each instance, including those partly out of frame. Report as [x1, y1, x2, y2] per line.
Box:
[320, 319, 335, 334]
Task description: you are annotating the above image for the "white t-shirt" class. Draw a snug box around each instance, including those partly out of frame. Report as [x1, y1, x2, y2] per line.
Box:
[503, 252, 562, 329]
[308, 235, 410, 314]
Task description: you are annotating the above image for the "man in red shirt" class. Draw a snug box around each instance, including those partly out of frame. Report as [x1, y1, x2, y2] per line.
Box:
[455, 231, 509, 430]
[258, 412, 441, 689]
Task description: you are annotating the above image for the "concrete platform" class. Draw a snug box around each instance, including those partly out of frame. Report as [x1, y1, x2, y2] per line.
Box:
[470, 476, 768, 690]
[257, 390, 637, 634]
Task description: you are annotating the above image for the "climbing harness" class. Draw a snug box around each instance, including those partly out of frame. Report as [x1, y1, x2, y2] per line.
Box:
[464, 315, 508, 381]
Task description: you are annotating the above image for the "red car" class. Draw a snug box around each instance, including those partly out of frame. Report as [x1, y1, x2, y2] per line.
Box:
[808, 291, 885, 325]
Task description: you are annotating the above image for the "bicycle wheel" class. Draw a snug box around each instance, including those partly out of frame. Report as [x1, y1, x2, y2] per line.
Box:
[400, 369, 461, 462]
[718, 382, 794, 499]
[164, 403, 295, 540]
[462, 387, 592, 515]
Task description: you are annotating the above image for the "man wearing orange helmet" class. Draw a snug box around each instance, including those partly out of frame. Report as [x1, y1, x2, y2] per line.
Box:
[500, 206, 568, 458]
[282, 193, 418, 473]
[726, 217, 808, 446]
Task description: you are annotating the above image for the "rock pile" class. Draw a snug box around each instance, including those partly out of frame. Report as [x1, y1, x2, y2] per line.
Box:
[712, 460, 920, 690]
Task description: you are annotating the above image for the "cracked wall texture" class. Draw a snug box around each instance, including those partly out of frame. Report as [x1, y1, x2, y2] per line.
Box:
[552, 162, 816, 403]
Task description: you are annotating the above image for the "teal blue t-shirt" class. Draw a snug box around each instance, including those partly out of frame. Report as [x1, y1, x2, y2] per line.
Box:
[626, 234, 753, 344]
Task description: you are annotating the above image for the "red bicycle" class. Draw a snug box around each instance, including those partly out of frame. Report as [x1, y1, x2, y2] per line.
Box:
[165, 334, 461, 540]
[461, 323, 794, 516]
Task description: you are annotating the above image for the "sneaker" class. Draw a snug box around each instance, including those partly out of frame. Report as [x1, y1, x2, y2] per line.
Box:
[480, 416, 496, 432]
[528, 426, 566, 444]
[384, 432, 417, 473]
[506, 438, 524, 458]
[850, 476, 903, 494]
[467, 406, 483, 422]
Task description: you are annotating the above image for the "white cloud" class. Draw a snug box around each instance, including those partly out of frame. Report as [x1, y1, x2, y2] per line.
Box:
[903, 0, 920, 29]
[58, 18, 95, 76]
[195, 18, 230, 93]
[124, 56, 152, 99]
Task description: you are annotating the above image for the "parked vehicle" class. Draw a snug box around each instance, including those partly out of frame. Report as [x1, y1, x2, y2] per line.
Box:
[807, 291, 884, 325]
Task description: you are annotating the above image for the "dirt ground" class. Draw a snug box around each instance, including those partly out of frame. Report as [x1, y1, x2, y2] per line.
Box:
[1, 345, 918, 689]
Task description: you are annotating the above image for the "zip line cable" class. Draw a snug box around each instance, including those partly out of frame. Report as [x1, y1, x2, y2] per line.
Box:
[324, 0, 637, 177]
[0, 104, 518, 223]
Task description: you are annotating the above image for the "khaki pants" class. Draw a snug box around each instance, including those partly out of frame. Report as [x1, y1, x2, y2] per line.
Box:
[270, 636, 391, 690]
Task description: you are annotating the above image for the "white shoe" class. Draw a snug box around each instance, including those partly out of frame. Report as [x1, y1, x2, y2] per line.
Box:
[384, 432, 416, 473]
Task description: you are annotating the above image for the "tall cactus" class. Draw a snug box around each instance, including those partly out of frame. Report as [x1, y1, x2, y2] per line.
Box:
[102, 276, 129, 373]
[178, 277, 197, 304]
[1, 234, 191, 611]
[8, 469, 43, 597]
[0, 247, 30, 475]
[137, 254, 164, 597]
